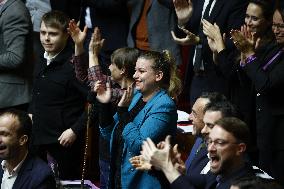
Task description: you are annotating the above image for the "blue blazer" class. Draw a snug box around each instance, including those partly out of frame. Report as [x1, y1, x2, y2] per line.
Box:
[100, 89, 177, 189]
[0, 154, 56, 189]
[187, 145, 209, 177]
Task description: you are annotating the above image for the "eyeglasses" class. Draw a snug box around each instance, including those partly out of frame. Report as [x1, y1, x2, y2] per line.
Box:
[272, 23, 284, 30]
[205, 139, 239, 148]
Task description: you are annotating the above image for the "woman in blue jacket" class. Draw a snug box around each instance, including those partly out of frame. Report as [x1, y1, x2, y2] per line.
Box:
[95, 50, 182, 188]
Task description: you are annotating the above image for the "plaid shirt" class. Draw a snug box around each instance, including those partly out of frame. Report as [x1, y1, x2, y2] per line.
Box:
[71, 53, 123, 104]
[70, 53, 88, 83]
[88, 66, 123, 104]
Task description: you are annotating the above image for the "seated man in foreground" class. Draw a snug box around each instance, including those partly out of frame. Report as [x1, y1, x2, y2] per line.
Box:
[139, 117, 256, 189]
[0, 109, 56, 189]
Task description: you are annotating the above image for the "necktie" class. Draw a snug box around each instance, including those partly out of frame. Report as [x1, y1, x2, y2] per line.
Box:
[193, 44, 203, 72]
[193, 0, 215, 72]
[203, 0, 214, 20]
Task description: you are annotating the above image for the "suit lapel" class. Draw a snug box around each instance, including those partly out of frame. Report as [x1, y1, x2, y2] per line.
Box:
[0, 165, 3, 182]
[193, 0, 205, 25]
[189, 145, 208, 170]
[207, 0, 225, 23]
[35, 56, 48, 77]
[13, 155, 33, 189]
[206, 174, 218, 189]
[142, 90, 166, 114]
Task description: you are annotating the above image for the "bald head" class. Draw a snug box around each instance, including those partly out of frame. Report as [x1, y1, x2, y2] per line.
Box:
[189, 97, 210, 136]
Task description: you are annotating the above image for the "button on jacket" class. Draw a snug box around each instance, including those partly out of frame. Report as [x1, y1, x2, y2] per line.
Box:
[29, 46, 88, 145]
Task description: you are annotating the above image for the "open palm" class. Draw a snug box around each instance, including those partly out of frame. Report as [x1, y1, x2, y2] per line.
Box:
[173, 0, 193, 25]
[89, 27, 105, 56]
[95, 81, 112, 104]
[68, 19, 87, 46]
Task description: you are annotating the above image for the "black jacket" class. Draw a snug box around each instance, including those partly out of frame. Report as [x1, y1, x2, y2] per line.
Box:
[79, 0, 129, 51]
[29, 46, 88, 145]
[171, 163, 255, 189]
[243, 42, 284, 150]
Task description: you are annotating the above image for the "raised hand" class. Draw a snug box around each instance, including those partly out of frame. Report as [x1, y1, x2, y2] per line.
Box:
[95, 79, 112, 104]
[173, 0, 193, 26]
[118, 82, 134, 107]
[171, 28, 199, 46]
[68, 19, 87, 55]
[89, 27, 105, 56]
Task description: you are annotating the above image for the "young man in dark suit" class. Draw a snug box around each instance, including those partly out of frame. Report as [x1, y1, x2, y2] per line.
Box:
[29, 10, 88, 180]
[0, 109, 56, 189]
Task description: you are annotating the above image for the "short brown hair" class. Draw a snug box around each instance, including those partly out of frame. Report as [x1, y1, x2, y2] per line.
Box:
[41, 10, 70, 32]
[215, 117, 250, 145]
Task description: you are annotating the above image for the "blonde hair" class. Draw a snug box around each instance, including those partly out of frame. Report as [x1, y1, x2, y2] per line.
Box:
[139, 50, 182, 99]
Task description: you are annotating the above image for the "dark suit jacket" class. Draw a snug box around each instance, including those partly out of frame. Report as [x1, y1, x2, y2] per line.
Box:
[0, 154, 56, 189]
[50, 0, 81, 20]
[187, 146, 209, 178]
[0, 0, 33, 108]
[185, 0, 248, 103]
[243, 41, 284, 150]
[171, 164, 255, 189]
[29, 45, 88, 145]
[127, 0, 182, 65]
[216, 49, 256, 138]
[80, 0, 129, 52]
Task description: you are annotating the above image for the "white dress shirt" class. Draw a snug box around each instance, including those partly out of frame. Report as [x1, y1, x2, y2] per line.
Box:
[193, 0, 217, 69]
[1, 153, 28, 189]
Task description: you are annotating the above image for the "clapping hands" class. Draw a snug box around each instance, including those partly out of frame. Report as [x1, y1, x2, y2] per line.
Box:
[230, 25, 260, 58]
[202, 19, 226, 53]
[130, 136, 186, 174]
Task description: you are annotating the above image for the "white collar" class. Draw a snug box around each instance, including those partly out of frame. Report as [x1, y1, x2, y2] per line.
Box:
[44, 51, 60, 66]
[1, 152, 28, 176]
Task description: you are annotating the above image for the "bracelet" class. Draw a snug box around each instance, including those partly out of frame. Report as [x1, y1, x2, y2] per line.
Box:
[240, 54, 256, 67]
[245, 54, 256, 64]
